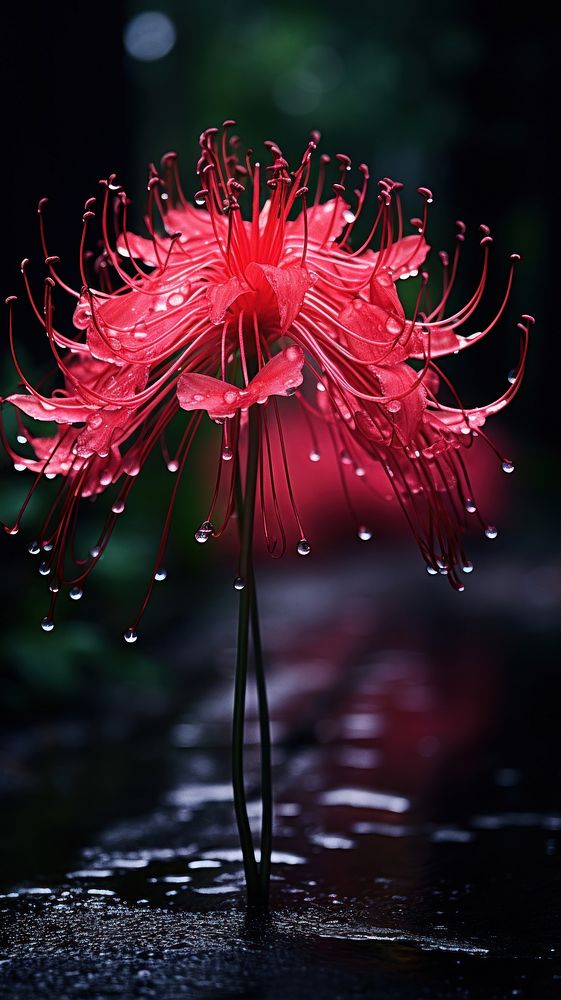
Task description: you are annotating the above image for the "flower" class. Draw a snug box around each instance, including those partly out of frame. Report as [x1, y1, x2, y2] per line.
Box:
[1, 122, 532, 634]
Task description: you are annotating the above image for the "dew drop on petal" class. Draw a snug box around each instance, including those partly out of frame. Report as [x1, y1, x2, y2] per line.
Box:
[358, 526, 372, 541]
[355, 466, 366, 478]
[485, 525, 498, 539]
[41, 618, 55, 632]
[502, 460, 515, 474]
[123, 629, 138, 644]
[297, 538, 311, 556]
[69, 586, 83, 601]
[386, 400, 402, 414]
[13, 463, 26, 472]
[16, 434, 27, 445]
[386, 316, 402, 335]
[154, 568, 167, 582]
[233, 576, 245, 591]
[309, 451, 321, 463]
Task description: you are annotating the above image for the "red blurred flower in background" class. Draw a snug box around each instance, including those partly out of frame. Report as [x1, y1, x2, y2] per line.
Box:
[2, 123, 532, 634]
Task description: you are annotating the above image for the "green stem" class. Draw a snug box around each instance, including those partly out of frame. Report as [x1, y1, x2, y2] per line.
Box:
[232, 405, 261, 902]
[251, 580, 272, 900]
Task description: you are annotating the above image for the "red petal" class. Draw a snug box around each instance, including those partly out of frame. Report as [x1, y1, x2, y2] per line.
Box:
[207, 277, 247, 326]
[338, 298, 420, 365]
[177, 373, 246, 420]
[373, 235, 430, 277]
[116, 233, 173, 267]
[245, 263, 315, 334]
[247, 346, 305, 403]
[288, 198, 352, 245]
[6, 393, 90, 423]
[355, 364, 426, 448]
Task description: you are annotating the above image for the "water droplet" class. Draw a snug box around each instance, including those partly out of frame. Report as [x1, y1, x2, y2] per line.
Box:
[485, 525, 498, 539]
[358, 526, 372, 541]
[38, 562, 50, 576]
[49, 579, 60, 593]
[309, 450, 320, 463]
[297, 538, 311, 556]
[112, 500, 126, 514]
[386, 316, 402, 335]
[123, 629, 138, 644]
[464, 498, 477, 514]
[154, 568, 167, 582]
[167, 460, 179, 473]
[45, 472, 57, 480]
[90, 546, 101, 558]
[16, 434, 27, 445]
[355, 466, 366, 478]
[41, 618, 55, 632]
[340, 449, 352, 465]
[222, 446, 233, 462]
[42, 542, 53, 552]
[426, 565, 438, 575]
[194, 520, 213, 544]
[502, 460, 515, 474]
[195, 195, 206, 206]
[386, 399, 402, 414]
[168, 293, 184, 307]
[233, 576, 245, 591]
[13, 463, 26, 472]
[507, 368, 516, 385]
[316, 381, 325, 392]
[28, 541, 40, 556]
[462, 562, 474, 573]
[90, 414, 103, 429]
[69, 586, 83, 600]
[5, 525, 19, 535]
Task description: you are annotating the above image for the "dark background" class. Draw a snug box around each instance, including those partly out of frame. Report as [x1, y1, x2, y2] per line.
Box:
[0, 2, 557, 719]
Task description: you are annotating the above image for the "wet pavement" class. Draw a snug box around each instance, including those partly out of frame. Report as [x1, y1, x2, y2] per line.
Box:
[1, 551, 561, 998]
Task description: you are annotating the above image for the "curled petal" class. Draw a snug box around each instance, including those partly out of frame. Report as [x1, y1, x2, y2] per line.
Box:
[207, 276, 247, 325]
[245, 263, 316, 333]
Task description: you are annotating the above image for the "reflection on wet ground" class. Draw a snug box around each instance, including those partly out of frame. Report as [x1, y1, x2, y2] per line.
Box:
[1, 553, 561, 997]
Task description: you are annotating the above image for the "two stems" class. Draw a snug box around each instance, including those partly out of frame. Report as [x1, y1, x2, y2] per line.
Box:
[232, 406, 272, 905]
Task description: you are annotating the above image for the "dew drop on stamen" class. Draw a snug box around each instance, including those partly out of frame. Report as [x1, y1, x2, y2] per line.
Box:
[195, 195, 206, 206]
[69, 586, 83, 601]
[297, 539, 311, 556]
[167, 460, 179, 473]
[28, 541, 40, 556]
[41, 618, 55, 632]
[233, 576, 245, 591]
[123, 629, 138, 644]
[502, 460, 515, 474]
[309, 450, 320, 463]
[464, 498, 477, 514]
[462, 562, 474, 574]
[358, 526, 372, 541]
[16, 434, 27, 445]
[426, 565, 438, 575]
[154, 568, 167, 582]
[38, 562, 50, 576]
[5, 526, 19, 536]
[194, 520, 213, 544]
[112, 500, 126, 514]
[90, 546, 101, 559]
[508, 369, 516, 385]
[42, 542, 53, 552]
[485, 525, 498, 540]
[222, 446, 233, 462]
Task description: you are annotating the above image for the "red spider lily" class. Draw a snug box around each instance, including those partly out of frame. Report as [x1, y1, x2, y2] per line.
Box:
[1, 122, 532, 637]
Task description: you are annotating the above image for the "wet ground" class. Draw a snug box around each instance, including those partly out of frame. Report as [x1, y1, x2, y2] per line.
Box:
[1, 550, 561, 998]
